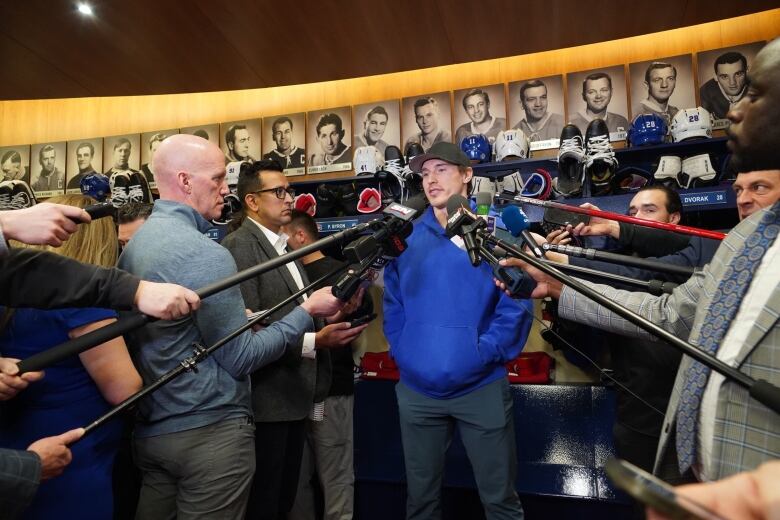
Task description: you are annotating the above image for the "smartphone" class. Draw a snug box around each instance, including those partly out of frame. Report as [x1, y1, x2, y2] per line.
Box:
[605, 458, 726, 520]
[543, 206, 590, 228]
[348, 313, 377, 328]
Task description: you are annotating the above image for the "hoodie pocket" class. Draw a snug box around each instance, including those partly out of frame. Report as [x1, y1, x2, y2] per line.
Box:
[395, 322, 487, 395]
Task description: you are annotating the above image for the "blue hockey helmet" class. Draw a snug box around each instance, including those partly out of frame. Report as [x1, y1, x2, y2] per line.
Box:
[627, 113, 667, 147]
[460, 134, 491, 163]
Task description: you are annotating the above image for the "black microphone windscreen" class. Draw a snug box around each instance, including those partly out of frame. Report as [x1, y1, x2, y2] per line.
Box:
[446, 194, 470, 218]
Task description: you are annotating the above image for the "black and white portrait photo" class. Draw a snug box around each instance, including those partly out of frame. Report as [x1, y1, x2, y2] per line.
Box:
[0, 145, 31, 185]
[507, 75, 565, 150]
[697, 41, 765, 128]
[353, 100, 401, 156]
[103, 134, 141, 177]
[307, 107, 353, 174]
[180, 124, 220, 145]
[66, 138, 103, 194]
[221, 119, 261, 164]
[262, 113, 306, 176]
[30, 142, 66, 198]
[141, 129, 178, 189]
[402, 92, 452, 153]
[452, 85, 506, 146]
[567, 65, 630, 140]
[629, 55, 695, 125]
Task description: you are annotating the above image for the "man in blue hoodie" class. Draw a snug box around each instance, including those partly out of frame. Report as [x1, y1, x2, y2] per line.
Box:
[383, 141, 533, 520]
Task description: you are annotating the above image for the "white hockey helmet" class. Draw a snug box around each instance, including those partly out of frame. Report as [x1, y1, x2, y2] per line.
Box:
[354, 146, 380, 175]
[494, 129, 530, 162]
[670, 107, 713, 142]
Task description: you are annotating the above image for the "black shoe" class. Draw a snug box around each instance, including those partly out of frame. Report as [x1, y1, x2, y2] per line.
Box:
[404, 142, 424, 164]
[555, 124, 585, 197]
[584, 119, 617, 196]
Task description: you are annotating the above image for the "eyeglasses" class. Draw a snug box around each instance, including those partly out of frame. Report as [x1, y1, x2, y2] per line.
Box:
[253, 186, 295, 199]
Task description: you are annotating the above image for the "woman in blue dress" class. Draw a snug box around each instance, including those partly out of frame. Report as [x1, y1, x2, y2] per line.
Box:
[0, 194, 142, 519]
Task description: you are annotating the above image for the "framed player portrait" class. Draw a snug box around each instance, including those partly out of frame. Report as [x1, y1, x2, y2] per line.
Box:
[221, 118, 261, 164]
[0, 145, 31, 185]
[352, 100, 401, 158]
[66, 138, 103, 195]
[103, 134, 141, 176]
[567, 65, 630, 141]
[452, 84, 506, 147]
[180, 124, 220, 145]
[141, 128, 179, 189]
[402, 91, 452, 153]
[507, 75, 565, 151]
[262, 112, 306, 176]
[629, 54, 695, 126]
[29, 141, 67, 199]
[306, 106, 352, 174]
[697, 41, 765, 129]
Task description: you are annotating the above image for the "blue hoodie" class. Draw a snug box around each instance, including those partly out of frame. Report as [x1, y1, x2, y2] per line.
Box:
[383, 206, 533, 399]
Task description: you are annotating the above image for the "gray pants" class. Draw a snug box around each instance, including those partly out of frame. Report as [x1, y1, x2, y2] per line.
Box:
[289, 395, 355, 520]
[396, 378, 524, 520]
[133, 417, 255, 520]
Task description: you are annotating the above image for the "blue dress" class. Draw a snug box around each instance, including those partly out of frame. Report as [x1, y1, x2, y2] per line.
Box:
[0, 307, 122, 520]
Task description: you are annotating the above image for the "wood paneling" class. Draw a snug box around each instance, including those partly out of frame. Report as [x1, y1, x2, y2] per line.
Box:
[0, 0, 777, 101]
[1, 9, 778, 149]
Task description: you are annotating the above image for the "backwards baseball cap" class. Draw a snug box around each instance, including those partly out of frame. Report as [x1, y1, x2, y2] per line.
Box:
[409, 142, 470, 172]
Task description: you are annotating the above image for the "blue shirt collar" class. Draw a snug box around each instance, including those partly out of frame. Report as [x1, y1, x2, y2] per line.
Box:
[152, 199, 214, 234]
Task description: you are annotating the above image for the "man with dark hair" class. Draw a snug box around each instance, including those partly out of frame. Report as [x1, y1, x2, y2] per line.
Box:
[569, 72, 630, 134]
[141, 133, 167, 185]
[354, 106, 390, 153]
[224, 124, 255, 163]
[634, 62, 679, 122]
[66, 142, 98, 191]
[404, 97, 451, 152]
[387, 141, 532, 519]
[501, 38, 780, 486]
[1, 151, 26, 182]
[31, 145, 64, 193]
[513, 79, 564, 142]
[105, 138, 153, 205]
[117, 202, 153, 248]
[221, 160, 363, 520]
[263, 117, 306, 169]
[283, 209, 369, 520]
[309, 114, 351, 166]
[454, 89, 506, 145]
[700, 51, 749, 119]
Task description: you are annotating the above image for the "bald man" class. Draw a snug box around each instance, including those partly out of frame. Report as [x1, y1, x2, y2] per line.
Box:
[118, 134, 344, 519]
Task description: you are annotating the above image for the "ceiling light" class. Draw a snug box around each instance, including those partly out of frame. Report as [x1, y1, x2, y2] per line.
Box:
[77, 3, 93, 16]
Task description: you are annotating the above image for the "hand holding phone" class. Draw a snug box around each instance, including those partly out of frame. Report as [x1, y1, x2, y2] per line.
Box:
[348, 313, 377, 328]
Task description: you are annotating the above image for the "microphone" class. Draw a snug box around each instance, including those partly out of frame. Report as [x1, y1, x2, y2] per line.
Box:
[475, 192, 492, 216]
[501, 205, 545, 258]
[543, 243, 696, 278]
[332, 195, 427, 300]
[68, 202, 118, 223]
[445, 194, 536, 298]
[446, 194, 484, 266]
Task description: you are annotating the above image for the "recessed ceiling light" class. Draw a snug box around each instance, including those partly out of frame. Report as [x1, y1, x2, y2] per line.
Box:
[77, 3, 93, 16]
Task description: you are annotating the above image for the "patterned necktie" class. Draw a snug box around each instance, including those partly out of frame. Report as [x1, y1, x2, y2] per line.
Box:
[676, 202, 780, 473]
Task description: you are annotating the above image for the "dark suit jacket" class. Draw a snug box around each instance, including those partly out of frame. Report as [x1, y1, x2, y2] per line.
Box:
[221, 218, 330, 422]
[0, 448, 40, 519]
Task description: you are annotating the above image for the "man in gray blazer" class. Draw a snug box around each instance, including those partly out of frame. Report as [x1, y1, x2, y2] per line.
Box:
[221, 160, 366, 520]
[501, 39, 780, 484]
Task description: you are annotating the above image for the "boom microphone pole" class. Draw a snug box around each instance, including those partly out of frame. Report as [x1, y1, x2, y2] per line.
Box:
[543, 261, 679, 296]
[498, 194, 727, 241]
[543, 243, 696, 278]
[481, 231, 780, 415]
[79, 265, 346, 438]
[17, 222, 370, 374]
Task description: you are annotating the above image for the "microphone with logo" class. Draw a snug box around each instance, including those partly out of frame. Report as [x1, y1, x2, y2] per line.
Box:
[332, 194, 427, 301]
[445, 194, 536, 298]
[501, 205, 545, 258]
